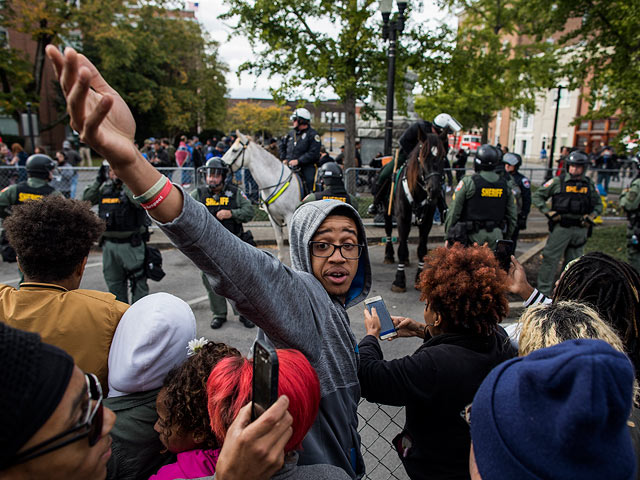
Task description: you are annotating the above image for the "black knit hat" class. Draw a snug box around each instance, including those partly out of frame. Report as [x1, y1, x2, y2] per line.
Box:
[0, 323, 74, 469]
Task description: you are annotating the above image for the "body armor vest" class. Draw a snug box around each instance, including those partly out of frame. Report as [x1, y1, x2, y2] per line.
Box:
[463, 174, 509, 224]
[315, 187, 355, 207]
[15, 182, 55, 204]
[98, 182, 147, 232]
[551, 176, 592, 215]
[198, 185, 243, 236]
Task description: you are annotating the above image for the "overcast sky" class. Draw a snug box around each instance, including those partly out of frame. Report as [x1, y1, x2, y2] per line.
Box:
[194, 0, 455, 100]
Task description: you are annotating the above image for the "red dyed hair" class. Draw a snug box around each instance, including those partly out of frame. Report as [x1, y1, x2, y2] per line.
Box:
[207, 349, 320, 452]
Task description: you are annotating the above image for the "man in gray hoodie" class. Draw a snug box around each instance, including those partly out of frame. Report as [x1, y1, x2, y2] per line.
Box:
[49, 46, 372, 478]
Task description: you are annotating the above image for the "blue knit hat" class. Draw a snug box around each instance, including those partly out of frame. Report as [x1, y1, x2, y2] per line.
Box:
[471, 339, 636, 480]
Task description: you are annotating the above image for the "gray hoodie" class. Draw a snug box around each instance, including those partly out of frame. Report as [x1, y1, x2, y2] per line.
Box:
[158, 191, 371, 478]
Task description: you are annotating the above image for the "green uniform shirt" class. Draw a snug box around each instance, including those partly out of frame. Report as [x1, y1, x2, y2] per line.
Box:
[190, 186, 254, 223]
[621, 177, 640, 214]
[82, 179, 147, 239]
[444, 170, 518, 237]
[532, 173, 602, 219]
[0, 178, 61, 219]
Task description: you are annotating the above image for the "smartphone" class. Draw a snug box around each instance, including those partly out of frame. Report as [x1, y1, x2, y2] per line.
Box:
[494, 239, 514, 271]
[251, 339, 279, 421]
[365, 296, 397, 340]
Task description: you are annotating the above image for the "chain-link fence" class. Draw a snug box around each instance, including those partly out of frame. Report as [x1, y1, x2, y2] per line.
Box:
[358, 399, 409, 480]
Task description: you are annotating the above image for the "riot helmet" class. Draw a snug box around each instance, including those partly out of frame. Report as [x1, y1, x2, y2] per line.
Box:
[198, 157, 229, 191]
[503, 152, 523, 169]
[433, 113, 462, 134]
[474, 144, 501, 170]
[26, 154, 57, 180]
[290, 108, 312, 126]
[566, 150, 589, 166]
[318, 162, 343, 188]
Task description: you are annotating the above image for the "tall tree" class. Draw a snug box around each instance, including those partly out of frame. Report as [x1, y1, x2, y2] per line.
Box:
[225, 101, 289, 140]
[220, 0, 417, 171]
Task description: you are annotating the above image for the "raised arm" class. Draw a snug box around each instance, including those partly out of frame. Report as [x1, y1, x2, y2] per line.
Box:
[45, 46, 181, 223]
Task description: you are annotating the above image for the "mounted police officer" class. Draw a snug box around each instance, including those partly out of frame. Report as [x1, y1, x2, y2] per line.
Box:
[191, 158, 255, 329]
[369, 113, 461, 215]
[302, 162, 357, 207]
[83, 163, 150, 303]
[0, 154, 60, 263]
[279, 108, 321, 195]
[502, 152, 531, 249]
[618, 156, 640, 274]
[533, 150, 602, 295]
[444, 144, 517, 248]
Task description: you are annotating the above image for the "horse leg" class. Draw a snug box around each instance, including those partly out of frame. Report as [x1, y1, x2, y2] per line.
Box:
[414, 206, 435, 290]
[268, 214, 286, 262]
[383, 211, 395, 264]
[392, 202, 411, 293]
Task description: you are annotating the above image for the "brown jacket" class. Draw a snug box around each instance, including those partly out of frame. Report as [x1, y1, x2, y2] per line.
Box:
[0, 282, 128, 389]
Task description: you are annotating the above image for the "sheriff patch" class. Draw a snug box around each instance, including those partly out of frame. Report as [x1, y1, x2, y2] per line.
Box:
[522, 178, 531, 189]
[481, 188, 503, 198]
[543, 179, 554, 188]
[565, 185, 588, 194]
[315, 135, 321, 142]
[101, 197, 120, 204]
[321, 195, 347, 203]
[18, 193, 44, 202]
[206, 197, 230, 206]
[455, 180, 464, 192]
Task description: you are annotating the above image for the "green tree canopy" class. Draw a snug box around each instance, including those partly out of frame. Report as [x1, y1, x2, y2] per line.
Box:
[225, 101, 289, 140]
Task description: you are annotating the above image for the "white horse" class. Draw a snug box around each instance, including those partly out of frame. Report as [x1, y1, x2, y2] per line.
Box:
[221, 132, 302, 261]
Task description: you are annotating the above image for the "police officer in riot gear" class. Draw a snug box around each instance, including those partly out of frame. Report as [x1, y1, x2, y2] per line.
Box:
[503, 152, 531, 249]
[533, 150, 602, 295]
[83, 163, 150, 303]
[302, 162, 357, 207]
[444, 144, 517, 247]
[620, 156, 640, 274]
[370, 113, 461, 214]
[279, 108, 322, 195]
[191, 158, 255, 329]
[0, 154, 60, 263]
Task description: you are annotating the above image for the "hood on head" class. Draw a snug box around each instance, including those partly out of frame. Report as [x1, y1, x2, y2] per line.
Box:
[107, 293, 197, 397]
[290, 200, 371, 307]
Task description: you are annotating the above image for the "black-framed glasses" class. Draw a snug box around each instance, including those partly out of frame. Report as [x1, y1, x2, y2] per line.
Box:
[309, 241, 364, 259]
[460, 403, 472, 426]
[8, 373, 104, 467]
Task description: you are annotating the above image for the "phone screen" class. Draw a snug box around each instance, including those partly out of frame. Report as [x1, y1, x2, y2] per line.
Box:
[494, 240, 514, 271]
[365, 296, 397, 340]
[252, 341, 279, 421]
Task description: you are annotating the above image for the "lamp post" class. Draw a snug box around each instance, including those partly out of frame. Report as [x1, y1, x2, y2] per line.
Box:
[381, 0, 407, 157]
[546, 85, 564, 181]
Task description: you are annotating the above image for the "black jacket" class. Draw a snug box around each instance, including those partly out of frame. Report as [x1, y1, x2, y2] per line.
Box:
[279, 127, 321, 166]
[358, 328, 516, 480]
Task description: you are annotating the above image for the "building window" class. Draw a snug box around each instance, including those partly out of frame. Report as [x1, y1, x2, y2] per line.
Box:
[340, 112, 345, 124]
[609, 119, 620, 130]
[579, 120, 590, 131]
[522, 113, 529, 129]
[0, 28, 8, 48]
[521, 139, 527, 156]
[559, 88, 570, 108]
[592, 120, 606, 131]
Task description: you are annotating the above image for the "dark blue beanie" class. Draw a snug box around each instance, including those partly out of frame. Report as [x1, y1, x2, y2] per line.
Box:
[471, 339, 636, 480]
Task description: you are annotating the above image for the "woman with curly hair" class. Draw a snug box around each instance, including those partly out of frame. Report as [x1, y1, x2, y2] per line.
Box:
[150, 340, 240, 480]
[358, 244, 516, 480]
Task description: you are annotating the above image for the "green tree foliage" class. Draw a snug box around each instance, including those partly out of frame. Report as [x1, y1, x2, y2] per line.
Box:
[225, 101, 289, 140]
[0, 44, 33, 115]
[517, 0, 640, 145]
[413, 1, 558, 141]
[220, 0, 409, 169]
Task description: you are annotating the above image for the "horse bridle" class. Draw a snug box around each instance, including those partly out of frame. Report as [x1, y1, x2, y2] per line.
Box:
[417, 170, 445, 204]
[226, 138, 248, 171]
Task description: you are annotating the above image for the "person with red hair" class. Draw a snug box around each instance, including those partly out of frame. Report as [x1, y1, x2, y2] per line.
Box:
[207, 349, 350, 480]
[359, 244, 517, 480]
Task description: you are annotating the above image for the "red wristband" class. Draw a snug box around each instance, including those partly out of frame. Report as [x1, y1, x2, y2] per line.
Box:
[140, 178, 173, 210]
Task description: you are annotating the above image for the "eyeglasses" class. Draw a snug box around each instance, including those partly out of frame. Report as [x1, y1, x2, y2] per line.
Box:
[8, 373, 104, 466]
[309, 241, 364, 259]
[460, 403, 472, 426]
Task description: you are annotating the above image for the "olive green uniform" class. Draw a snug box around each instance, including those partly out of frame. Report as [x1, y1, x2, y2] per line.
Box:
[444, 170, 517, 248]
[0, 178, 60, 218]
[620, 177, 640, 274]
[190, 185, 254, 320]
[83, 179, 149, 304]
[533, 173, 602, 295]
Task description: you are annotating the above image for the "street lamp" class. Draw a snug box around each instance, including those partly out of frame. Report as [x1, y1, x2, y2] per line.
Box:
[381, 0, 407, 157]
[546, 82, 567, 180]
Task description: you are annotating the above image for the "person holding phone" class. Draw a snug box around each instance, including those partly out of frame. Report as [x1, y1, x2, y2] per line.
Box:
[46, 46, 372, 479]
[358, 244, 516, 480]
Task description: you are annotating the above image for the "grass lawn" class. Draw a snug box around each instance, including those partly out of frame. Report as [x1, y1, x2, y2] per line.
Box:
[585, 224, 627, 261]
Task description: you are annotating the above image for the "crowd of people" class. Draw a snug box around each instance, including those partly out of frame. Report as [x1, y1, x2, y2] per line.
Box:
[2, 44, 640, 480]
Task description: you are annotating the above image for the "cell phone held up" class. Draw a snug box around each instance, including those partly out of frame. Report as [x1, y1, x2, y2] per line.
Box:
[251, 338, 279, 421]
[494, 239, 514, 272]
[365, 296, 397, 340]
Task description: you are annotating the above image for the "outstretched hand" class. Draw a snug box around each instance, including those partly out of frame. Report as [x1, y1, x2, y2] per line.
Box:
[45, 46, 139, 171]
[507, 255, 534, 300]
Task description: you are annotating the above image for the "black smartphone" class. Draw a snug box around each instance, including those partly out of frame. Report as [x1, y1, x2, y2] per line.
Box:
[365, 296, 397, 340]
[251, 339, 279, 421]
[494, 239, 514, 271]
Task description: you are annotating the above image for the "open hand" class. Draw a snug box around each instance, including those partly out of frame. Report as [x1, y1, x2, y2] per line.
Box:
[507, 255, 534, 300]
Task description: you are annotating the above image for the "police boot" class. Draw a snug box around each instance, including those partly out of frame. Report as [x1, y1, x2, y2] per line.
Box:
[210, 317, 226, 329]
[239, 316, 255, 328]
[391, 266, 406, 293]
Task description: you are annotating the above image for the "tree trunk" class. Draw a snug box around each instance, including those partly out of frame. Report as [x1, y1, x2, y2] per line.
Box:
[481, 115, 490, 144]
[343, 93, 357, 195]
[33, 21, 53, 99]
